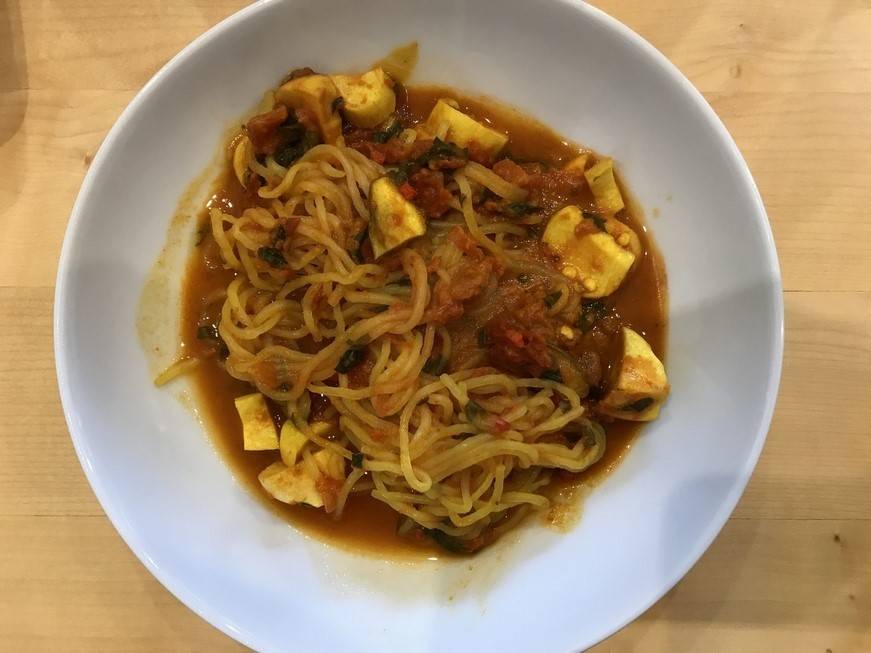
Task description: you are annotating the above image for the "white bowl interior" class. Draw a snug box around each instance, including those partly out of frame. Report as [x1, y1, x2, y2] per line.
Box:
[55, 1, 782, 651]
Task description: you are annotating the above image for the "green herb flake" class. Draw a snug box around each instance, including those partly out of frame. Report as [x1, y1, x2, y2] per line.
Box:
[351, 452, 364, 468]
[620, 397, 655, 412]
[426, 528, 472, 554]
[373, 116, 403, 143]
[543, 291, 562, 308]
[257, 247, 288, 268]
[194, 225, 209, 246]
[541, 368, 563, 383]
[196, 324, 219, 341]
[505, 201, 539, 217]
[272, 225, 286, 245]
[351, 228, 368, 264]
[276, 120, 304, 145]
[336, 346, 365, 373]
[465, 400, 483, 422]
[583, 209, 607, 231]
[577, 299, 606, 333]
[275, 129, 319, 167]
[417, 137, 467, 166]
[423, 356, 446, 375]
[386, 161, 416, 185]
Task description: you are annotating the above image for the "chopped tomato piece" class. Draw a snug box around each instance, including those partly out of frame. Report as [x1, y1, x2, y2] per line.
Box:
[246, 105, 289, 155]
[398, 182, 417, 200]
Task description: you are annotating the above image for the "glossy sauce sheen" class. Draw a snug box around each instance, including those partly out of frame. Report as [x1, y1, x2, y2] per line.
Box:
[180, 86, 667, 557]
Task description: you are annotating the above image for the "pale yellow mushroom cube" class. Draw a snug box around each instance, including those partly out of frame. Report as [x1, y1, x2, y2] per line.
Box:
[331, 68, 396, 129]
[585, 158, 625, 214]
[600, 327, 669, 421]
[425, 99, 508, 158]
[312, 448, 346, 481]
[368, 177, 427, 259]
[275, 74, 343, 145]
[258, 461, 324, 507]
[279, 421, 308, 466]
[258, 444, 347, 509]
[563, 154, 589, 174]
[604, 217, 642, 259]
[234, 393, 279, 450]
[373, 41, 419, 83]
[232, 135, 253, 187]
[542, 205, 636, 298]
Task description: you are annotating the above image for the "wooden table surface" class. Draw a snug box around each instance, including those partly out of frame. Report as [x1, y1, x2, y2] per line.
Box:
[2, 1, 869, 650]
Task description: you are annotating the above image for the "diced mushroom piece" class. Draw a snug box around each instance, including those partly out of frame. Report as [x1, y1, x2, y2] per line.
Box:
[275, 74, 343, 145]
[232, 135, 253, 187]
[373, 42, 419, 83]
[585, 158, 625, 214]
[424, 99, 508, 158]
[258, 447, 346, 508]
[604, 217, 642, 259]
[234, 393, 279, 450]
[331, 68, 396, 128]
[542, 205, 637, 298]
[563, 154, 589, 174]
[279, 421, 307, 466]
[368, 177, 427, 259]
[599, 327, 669, 421]
[258, 461, 324, 507]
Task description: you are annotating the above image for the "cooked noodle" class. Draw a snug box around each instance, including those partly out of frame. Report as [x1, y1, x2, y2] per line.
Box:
[206, 141, 605, 543]
[169, 60, 669, 554]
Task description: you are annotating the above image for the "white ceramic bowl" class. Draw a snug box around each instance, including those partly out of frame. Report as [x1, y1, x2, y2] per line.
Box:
[55, 1, 783, 651]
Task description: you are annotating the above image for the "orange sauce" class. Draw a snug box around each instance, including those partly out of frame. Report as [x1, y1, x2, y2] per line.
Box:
[179, 86, 667, 557]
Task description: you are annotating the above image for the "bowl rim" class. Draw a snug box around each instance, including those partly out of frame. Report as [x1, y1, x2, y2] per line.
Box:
[54, 0, 784, 650]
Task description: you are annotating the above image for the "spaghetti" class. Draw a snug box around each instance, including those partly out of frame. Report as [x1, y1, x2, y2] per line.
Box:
[170, 57, 668, 553]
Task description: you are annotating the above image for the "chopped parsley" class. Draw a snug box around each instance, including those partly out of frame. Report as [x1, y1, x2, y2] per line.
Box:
[583, 209, 607, 231]
[504, 202, 539, 218]
[257, 247, 287, 268]
[373, 116, 403, 143]
[540, 368, 563, 383]
[336, 346, 366, 373]
[577, 299, 607, 333]
[274, 130, 319, 167]
[386, 161, 416, 185]
[423, 356, 447, 375]
[543, 291, 562, 308]
[620, 397, 655, 412]
[465, 400, 483, 422]
[196, 324, 219, 341]
[417, 137, 467, 166]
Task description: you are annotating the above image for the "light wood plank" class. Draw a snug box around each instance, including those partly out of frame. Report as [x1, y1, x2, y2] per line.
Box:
[712, 92, 871, 293]
[0, 288, 104, 517]
[591, 519, 871, 652]
[595, 0, 871, 94]
[0, 90, 132, 287]
[2, 0, 871, 650]
[5, 1, 244, 92]
[735, 291, 871, 520]
[0, 515, 246, 652]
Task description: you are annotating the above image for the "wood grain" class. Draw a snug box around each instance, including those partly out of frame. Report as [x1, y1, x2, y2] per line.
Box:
[1, 0, 869, 651]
